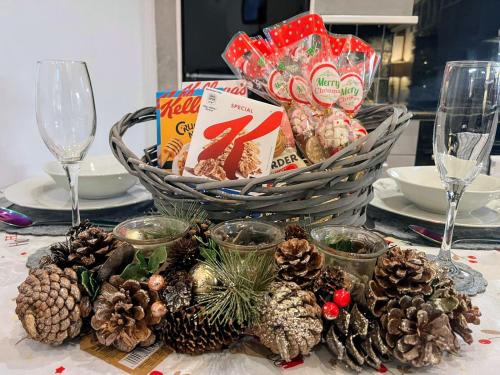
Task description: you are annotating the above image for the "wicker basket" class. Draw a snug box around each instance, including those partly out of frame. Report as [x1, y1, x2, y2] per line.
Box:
[109, 104, 412, 225]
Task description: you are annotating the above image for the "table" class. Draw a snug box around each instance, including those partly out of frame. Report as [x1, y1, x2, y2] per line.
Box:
[1, 232, 499, 375]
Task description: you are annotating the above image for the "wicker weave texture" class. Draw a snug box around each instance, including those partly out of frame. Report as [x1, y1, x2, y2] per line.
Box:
[109, 105, 412, 224]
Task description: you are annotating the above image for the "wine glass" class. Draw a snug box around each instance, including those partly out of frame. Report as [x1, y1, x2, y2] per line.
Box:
[36, 60, 96, 226]
[432, 61, 500, 295]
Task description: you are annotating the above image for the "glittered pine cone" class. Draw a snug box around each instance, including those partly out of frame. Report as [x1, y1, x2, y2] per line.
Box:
[367, 247, 437, 317]
[284, 223, 308, 240]
[275, 238, 324, 289]
[380, 295, 459, 368]
[155, 305, 242, 354]
[251, 281, 323, 362]
[160, 270, 193, 312]
[325, 304, 390, 372]
[90, 276, 159, 352]
[15, 264, 91, 345]
[46, 221, 126, 269]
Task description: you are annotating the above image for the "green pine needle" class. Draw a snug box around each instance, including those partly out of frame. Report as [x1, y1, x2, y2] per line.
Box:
[196, 245, 276, 327]
[155, 200, 208, 225]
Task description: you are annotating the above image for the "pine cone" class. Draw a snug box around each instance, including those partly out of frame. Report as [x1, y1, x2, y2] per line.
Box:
[431, 274, 481, 344]
[164, 237, 199, 273]
[251, 281, 323, 362]
[45, 221, 125, 269]
[15, 264, 91, 345]
[275, 238, 324, 288]
[367, 247, 437, 317]
[161, 271, 193, 312]
[91, 276, 159, 352]
[285, 223, 308, 240]
[380, 295, 459, 367]
[187, 219, 212, 242]
[325, 304, 390, 372]
[156, 305, 242, 354]
[313, 265, 347, 304]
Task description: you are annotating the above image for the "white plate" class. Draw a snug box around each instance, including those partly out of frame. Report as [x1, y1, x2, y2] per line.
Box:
[370, 178, 500, 228]
[5, 176, 152, 211]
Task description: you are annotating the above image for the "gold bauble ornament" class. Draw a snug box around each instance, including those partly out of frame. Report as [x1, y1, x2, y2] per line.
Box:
[189, 263, 218, 294]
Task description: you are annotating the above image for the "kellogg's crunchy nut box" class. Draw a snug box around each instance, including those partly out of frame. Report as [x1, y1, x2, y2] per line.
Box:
[183, 88, 283, 181]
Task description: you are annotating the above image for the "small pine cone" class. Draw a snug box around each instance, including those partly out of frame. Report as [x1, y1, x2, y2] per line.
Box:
[313, 265, 347, 304]
[156, 305, 242, 354]
[381, 295, 459, 368]
[188, 219, 212, 242]
[367, 247, 437, 316]
[91, 276, 158, 352]
[285, 224, 308, 240]
[275, 238, 324, 288]
[15, 264, 89, 345]
[325, 304, 390, 372]
[161, 271, 193, 312]
[430, 273, 481, 344]
[251, 281, 323, 362]
[164, 237, 199, 273]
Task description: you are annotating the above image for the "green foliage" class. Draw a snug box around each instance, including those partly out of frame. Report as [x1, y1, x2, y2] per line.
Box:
[327, 234, 354, 253]
[155, 200, 208, 225]
[77, 268, 100, 300]
[196, 243, 277, 327]
[120, 247, 167, 281]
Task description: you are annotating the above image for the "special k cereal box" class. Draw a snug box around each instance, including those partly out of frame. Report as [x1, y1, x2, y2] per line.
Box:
[156, 89, 203, 171]
[181, 79, 247, 96]
[183, 88, 283, 181]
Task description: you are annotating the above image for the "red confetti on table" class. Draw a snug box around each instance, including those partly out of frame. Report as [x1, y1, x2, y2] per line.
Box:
[150, 371, 163, 375]
[468, 260, 478, 264]
[281, 356, 304, 369]
[55, 366, 65, 374]
[20, 252, 27, 256]
[479, 339, 492, 344]
[467, 255, 477, 259]
[377, 364, 388, 373]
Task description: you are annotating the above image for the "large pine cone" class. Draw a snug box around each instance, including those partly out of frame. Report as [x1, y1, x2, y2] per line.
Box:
[15, 264, 91, 345]
[156, 305, 242, 354]
[251, 281, 323, 362]
[91, 276, 159, 352]
[325, 304, 390, 372]
[381, 295, 459, 367]
[367, 247, 437, 317]
[275, 238, 324, 288]
[47, 221, 126, 269]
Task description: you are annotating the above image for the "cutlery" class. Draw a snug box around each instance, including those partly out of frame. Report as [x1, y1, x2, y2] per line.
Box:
[0, 207, 118, 228]
[409, 224, 500, 250]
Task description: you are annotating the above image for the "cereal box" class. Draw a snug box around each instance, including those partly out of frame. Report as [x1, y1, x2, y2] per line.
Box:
[181, 79, 247, 96]
[156, 89, 203, 171]
[183, 88, 283, 180]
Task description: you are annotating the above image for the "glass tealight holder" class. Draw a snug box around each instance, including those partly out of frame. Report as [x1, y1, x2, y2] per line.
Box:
[310, 225, 388, 283]
[211, 219, 284, 255]
[113, 215, 189, 254]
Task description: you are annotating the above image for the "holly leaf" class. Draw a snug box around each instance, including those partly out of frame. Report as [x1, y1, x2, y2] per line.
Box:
[147, 246, 167, 273]
[120, 263, 149, 281]
[78, 269, 100, 300]
[257, 57, 266, 67]
[135, 250, 148, 268]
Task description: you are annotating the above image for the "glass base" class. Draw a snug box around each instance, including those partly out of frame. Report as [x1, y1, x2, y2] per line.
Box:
[427, 255, 488, 296]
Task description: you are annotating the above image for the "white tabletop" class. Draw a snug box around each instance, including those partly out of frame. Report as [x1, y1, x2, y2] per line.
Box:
[1, 233, 499, 375]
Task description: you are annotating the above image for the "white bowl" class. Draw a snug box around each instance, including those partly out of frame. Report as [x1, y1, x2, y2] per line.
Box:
[387, 166, 500, 214]
[44, 155, 138, 199]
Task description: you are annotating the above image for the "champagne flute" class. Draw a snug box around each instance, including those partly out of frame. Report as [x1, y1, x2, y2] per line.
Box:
[432, 61, 500, 295]
[36, 60, 96, 226]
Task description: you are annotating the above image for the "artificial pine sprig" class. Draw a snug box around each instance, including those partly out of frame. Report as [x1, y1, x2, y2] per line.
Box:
[196, 244, 276, 327]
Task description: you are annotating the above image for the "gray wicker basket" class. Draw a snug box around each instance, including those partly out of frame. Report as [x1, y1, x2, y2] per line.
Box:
[109, 104, 412, 225]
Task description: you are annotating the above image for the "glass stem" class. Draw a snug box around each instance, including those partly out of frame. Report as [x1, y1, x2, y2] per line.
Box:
[438, 182, 465, 273]
[63, 162, 80, 227]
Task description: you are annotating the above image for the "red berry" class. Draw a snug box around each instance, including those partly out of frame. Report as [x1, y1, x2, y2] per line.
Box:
[322, 302, 340, 320]
[333, 288, 351, 308]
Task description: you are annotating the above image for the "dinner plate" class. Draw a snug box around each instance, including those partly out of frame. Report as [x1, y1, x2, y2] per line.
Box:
[370, 178, 500, 228]
[5, 176, 152, 211]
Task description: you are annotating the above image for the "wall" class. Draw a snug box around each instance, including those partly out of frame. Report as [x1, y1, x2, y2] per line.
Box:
[0, 0, 158, 188]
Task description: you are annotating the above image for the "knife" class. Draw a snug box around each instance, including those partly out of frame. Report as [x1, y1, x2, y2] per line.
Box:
[408, 225, 500, 250]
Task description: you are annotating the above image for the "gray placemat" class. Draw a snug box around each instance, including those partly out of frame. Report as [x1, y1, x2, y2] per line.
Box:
[366, 205, 500, 249]
[0, 197, 154, 236]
